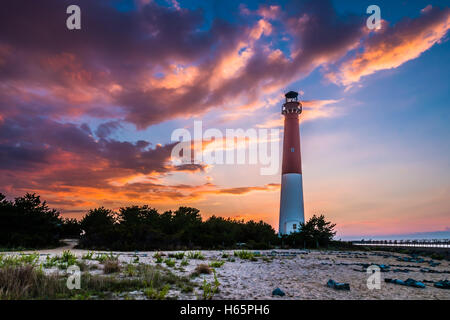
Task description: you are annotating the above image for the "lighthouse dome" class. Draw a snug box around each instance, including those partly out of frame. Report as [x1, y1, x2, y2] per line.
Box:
[285, 91, 298, 99]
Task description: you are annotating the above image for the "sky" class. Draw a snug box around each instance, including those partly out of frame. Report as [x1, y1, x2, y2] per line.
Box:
[0, 0, 449, 239]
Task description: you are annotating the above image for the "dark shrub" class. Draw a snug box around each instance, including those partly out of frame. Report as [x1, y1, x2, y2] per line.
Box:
[0, 193, 61, 248]
[284, 215, 337, 249]
[77, 204, 279, 251]
[1, 193, 342, 251]
[78, 207, 117, 250]
[60, 218, 82, 239]
[103, 259, 121, 274]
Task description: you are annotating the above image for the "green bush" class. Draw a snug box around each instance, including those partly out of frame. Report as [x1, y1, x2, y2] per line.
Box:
[41, 251, 78, 270]
[234, 250, 254, 260]
[180, 259, 189, 267]
[144, 284, 170, 300]
[42, 255, 58, 268]
[95, 252, 117, 263]
[125, 264, 137, 277]
[201, 269, 220, 300]
[169, 252, 185, 260]
[82, 252, 94, 260]
[187, 251, 205, 260]
[209, 261, 225, 268]
[164, 259, 176, 267]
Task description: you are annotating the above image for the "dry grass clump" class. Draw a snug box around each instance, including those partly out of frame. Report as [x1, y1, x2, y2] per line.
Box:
[0, 265, 67, 299]
[192, 264, 212, 277]
[103, 259, 121, 274]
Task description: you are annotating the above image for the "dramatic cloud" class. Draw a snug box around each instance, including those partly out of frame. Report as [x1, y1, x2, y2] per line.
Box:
[214, 183, 280, 195]
[0, 0, 366, 128]
[1, 1, 448, 129]
[327, 5, 450, 86]
[0, 115, 205, 193]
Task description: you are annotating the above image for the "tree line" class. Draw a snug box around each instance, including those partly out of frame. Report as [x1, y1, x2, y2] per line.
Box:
[0, 192, 337, 250]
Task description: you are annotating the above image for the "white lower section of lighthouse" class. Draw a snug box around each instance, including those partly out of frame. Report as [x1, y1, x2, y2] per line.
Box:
[279, 173, 305, 234]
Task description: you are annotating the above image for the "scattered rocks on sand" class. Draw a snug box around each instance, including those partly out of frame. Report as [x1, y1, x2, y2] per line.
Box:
[327, 279, 350, 291]
[392, 268, 411, 273]
[385, 278, 425, 288]
[272, 288, 286, 296]
[434, 280, 450, 290]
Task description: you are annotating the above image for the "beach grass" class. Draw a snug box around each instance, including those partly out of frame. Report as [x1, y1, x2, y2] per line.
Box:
[0, 256, 194, 300]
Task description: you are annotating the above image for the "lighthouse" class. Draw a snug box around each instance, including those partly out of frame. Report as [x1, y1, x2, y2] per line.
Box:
[279, 91, 305, 235]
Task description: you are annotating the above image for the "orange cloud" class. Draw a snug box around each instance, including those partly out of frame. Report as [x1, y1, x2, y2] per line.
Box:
[257, 5, 281, 20]
[214, 183, 280, 195]
[328, 6, 450, 86]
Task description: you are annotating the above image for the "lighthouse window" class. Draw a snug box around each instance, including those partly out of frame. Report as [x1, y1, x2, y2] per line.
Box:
[291, 147, 294, 152]
[293, 224, 297, 230]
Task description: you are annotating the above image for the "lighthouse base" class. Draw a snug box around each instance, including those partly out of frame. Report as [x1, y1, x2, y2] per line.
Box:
[279, 173, 305, 235]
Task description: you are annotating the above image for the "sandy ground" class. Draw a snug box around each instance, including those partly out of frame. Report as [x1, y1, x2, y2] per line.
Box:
[4, 242, 450, 300]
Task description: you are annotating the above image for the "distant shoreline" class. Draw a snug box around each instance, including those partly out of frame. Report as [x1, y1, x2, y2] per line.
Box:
[354, 243, 449, 249]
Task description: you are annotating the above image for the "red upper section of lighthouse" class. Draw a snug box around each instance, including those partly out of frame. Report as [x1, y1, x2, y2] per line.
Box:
[281, 92, 302, 175]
